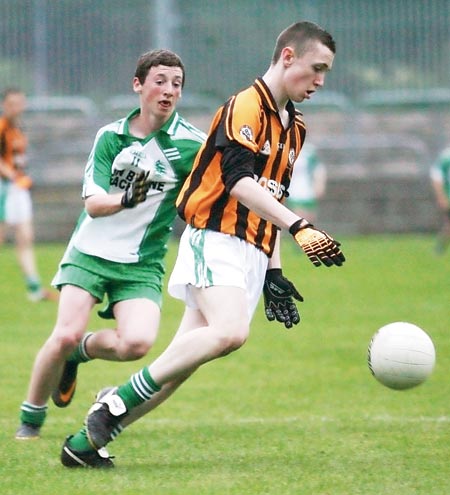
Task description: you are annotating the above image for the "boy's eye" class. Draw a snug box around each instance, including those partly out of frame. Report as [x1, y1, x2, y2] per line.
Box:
[314, 64, 329, 73]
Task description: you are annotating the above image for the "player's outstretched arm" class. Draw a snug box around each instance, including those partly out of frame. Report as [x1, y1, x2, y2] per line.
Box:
[230, 176, 345, 267]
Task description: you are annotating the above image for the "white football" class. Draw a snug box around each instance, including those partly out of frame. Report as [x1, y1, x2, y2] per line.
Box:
[367, 322, 436, 390]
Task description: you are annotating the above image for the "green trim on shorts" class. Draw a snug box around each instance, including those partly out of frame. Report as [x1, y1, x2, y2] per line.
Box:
[189, 228, 213, 287]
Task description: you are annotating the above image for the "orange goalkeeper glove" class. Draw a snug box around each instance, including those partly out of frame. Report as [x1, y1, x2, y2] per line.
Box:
[289, 219, 346, 267]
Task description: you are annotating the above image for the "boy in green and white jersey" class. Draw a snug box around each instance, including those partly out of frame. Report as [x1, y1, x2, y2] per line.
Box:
[69, 106, 204, 265]
[16, 50, 205, 458]
[430, 146, 450, 254]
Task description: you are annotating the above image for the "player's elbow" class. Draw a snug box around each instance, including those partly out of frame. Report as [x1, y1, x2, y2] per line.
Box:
[84, 196, 101, 217]
[229, 176, 254, 203]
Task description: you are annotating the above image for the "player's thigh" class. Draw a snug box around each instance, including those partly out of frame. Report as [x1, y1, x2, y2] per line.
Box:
[169, 226, 268, 321]
[193, 285, 249, 331]
[52, 284, 97, 340]
[13, 219, 34, 246]
[113, 298, 161, 343]
[173, 306, 208, 339]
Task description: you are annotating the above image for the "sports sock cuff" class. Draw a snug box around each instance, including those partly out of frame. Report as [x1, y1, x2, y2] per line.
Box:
[80, 332, 94, 361]
[25, 276, 41, 292]
[142, 367, 161, 392]
[20, 402, 48, 427]
[68, 332, 93, 363]
[117, 367, 161, 409]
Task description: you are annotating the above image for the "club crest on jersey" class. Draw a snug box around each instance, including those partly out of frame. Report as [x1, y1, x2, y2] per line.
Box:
[288, 148, 296, 167]
[240, 125, 253, 142]
[260, 140, 271, 155]
[154, 159, 166, 176]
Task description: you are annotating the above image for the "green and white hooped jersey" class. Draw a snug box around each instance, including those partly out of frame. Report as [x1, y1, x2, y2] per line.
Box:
[431, 147, 450, 199]
[69, 108, 206, 263]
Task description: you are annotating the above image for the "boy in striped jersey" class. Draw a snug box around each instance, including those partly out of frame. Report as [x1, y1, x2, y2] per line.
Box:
[0, 88, 56, 302]
[61, 22, 345, 468]
[15, 50, 206, 456]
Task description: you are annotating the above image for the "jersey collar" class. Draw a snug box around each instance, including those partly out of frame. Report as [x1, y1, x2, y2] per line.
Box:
[120, 108, 180, 137]
[254, 77, 297, 126]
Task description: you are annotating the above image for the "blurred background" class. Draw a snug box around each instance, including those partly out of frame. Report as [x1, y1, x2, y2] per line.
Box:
[1, 0, 450, 240]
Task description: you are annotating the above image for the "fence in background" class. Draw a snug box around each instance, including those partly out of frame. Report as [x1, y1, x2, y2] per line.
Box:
[22, 99, 448, 241]
[1, 0, 449, 239]
[1, 0, 449, 101]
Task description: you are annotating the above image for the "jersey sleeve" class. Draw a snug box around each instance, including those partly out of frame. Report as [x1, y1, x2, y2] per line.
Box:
[215, 90, 262, 191]
[218, 90, 262, 153]
[82, 130, 115, 198]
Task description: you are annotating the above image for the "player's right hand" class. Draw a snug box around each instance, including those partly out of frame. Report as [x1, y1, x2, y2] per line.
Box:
[289, 219, 345, 267]
[121, 169, 150, 208]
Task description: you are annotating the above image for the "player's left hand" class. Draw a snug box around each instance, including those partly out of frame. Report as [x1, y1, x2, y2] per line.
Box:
[263, 269, 303, 329]
[121, 169, 151, 208]
[289, 219, 345, 267]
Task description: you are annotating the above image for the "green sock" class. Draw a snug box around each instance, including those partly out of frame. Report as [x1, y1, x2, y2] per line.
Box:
[25, 276, 41, 293]
[68, 332, 93, 363]
[20, 402, 48, 427]
[68, 427, 93, 452]
[117, 367, 161, 410]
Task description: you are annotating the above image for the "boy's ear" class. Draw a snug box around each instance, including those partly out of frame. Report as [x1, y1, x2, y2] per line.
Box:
[281, 46, 296, 67]
[132, 77, 142, 94]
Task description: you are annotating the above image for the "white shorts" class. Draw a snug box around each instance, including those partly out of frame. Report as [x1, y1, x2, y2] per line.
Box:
[0, 182, 33, 225]
[168, 226, 269, 320]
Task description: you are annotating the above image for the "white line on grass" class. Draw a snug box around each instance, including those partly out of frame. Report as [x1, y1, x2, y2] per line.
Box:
[137, 414, 450, 428]
[30, 413, 449, 431]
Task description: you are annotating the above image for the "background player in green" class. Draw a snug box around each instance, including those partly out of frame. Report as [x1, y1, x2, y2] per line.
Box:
[15, 50, 206, 449]
[287, 143, 326, 225]
[60, 21, 345, 469]
[430, 146, 450, 254]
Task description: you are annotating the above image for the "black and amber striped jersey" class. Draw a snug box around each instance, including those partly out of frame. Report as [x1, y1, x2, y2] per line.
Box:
[176, 77, 306, 256]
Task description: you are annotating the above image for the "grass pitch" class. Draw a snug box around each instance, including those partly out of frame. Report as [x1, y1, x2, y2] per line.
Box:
[1, 235, 449, 495]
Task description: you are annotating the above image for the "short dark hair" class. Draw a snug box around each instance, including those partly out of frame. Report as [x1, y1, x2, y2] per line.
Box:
[1, 87, 24, 101]
[272, 21, 336, 64]
[134, 49, 186, 87]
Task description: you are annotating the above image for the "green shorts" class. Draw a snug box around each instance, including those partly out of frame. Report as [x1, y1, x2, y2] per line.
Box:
[53, 248, 164, 313]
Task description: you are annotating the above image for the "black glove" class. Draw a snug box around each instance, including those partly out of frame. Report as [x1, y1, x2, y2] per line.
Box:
[121, 169, 150, 208]
[263, 269, 303, 329]
[289, 219, 346, 267]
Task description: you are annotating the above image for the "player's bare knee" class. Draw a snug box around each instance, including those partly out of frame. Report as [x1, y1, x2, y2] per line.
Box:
[117, 337, 154, 361]
[50, 332, 82, 357]
[215, 323, 249, 354]
[227, 332, 248, 352]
